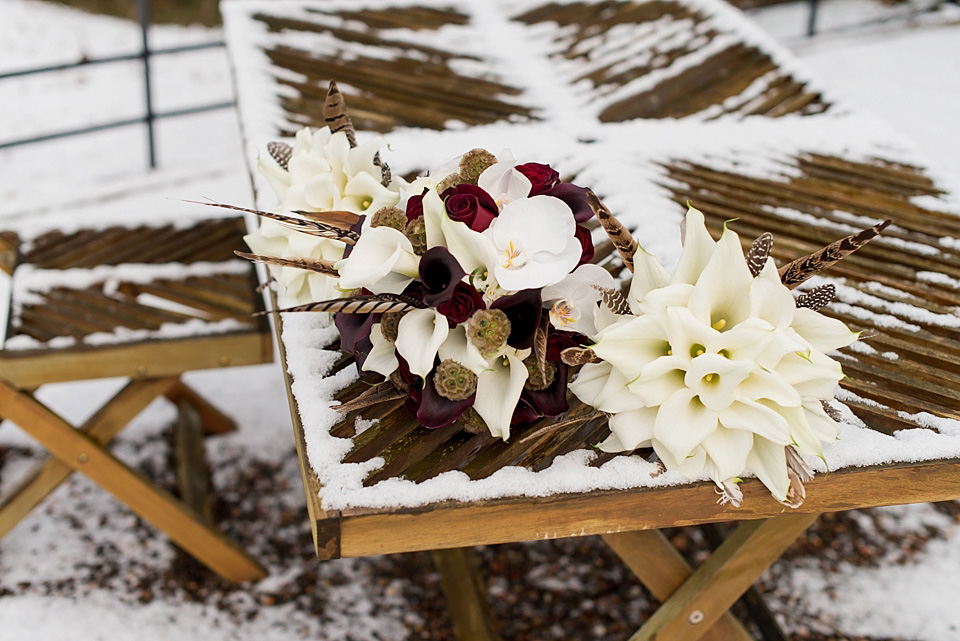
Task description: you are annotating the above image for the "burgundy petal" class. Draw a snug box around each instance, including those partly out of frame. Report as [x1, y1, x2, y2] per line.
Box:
[575, 224, 595, 266]
[419, 246, 467, 307]
[547, 182, 594, 223]
[335, 312, 374, 355]
[417, 369, 475, 429]
[491, 289, 542, 350]
[522, 363, 570, 418]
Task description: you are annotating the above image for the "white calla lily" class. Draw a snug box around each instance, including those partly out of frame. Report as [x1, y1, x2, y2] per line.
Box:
[571, 205, 859, 506]
[472, 351, 529, 440]
[363, 324, 399, 377]
[335, 226, 420, 294]
[394, 309, 449, 379]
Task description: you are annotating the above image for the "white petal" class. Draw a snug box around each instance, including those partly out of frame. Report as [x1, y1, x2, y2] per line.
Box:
[627, 356, 688, 406]
[628, 247, 671, 312]
[570, 361, 647, 413]
[493, 196, 575, 254]
[718, 399, 792, 444]
[702, 426, 753, 483]
[672, 206, 717, 286]
[395, 309, 449, 379]
[335, 226, 419, 294]
[684, 353, 754, 411]
[749, 259, 796, 329]
[687, 227, 753, 329]
[473, 352, 528, 440]
[654, 388, 719, 462]
[655, 442, 707, 478]
[607, 408, 658, 451]
[257, 155, 291, 200]
[775, 350, 845, 398]
[746, 437, 789, 502]
[438, 325, 491, 374]
[363, 325, 399, 377]
[592, 315, 670, 381]
[478, 159, 531, 206]
[791, 307, 860, 352]
[736, 368, 802, 407]
[802, 398, 842, 445]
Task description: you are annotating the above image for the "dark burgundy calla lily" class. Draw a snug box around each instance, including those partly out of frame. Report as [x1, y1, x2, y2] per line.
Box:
[417, 369, 475, 429]
[419, 246, 466, 307]
[336, 312, 375, 356]
[341, 214, 367, 258]
[405, 189, 427, 222]
[511, 399, 542, 425]
[547, 182, 594, 223]
[546, 329, 589, 361]
[522, 362, 570, 418]
[491, 289, 542, 350]
[442, 184, 498, 232]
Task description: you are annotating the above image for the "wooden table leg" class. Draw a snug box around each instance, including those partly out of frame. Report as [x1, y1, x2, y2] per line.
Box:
[602, 530, 755, 641]
[164, 379, 237, 435]
[431, 547, 502, 641]
[628, 513, 820, 641]
[0, 378, 178, 538]
[0, 381, 266, 582]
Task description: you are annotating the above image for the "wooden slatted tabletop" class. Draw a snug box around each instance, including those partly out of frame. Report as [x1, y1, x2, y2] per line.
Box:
[223, 0, 960, 561]
[0, 217, 273, 387]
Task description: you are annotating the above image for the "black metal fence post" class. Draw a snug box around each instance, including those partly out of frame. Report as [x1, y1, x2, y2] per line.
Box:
[807, 0, 821, 37]
[137, 0, 157, 168]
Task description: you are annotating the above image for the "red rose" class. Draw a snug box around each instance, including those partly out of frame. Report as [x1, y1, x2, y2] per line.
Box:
[515, 162, 559, 196]
[437, 282, 485, 325]
[405, 193, 425, 222]
[442, 184, 498, 231]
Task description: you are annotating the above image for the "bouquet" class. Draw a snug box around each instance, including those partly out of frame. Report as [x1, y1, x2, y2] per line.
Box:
[231, 82, 889, 507]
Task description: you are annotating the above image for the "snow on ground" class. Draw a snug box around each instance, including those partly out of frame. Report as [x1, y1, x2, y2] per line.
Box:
[2, 0, 960, 639]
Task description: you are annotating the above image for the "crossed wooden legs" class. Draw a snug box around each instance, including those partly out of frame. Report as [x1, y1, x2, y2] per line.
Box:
[0, 378, 266, 583]
[432, 514, 818, 640]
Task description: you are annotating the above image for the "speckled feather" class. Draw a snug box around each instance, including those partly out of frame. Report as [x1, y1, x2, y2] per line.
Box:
[266, 141, 292, 170]
[592, 285, 631, 314]
[796, 284, 836, 311]
[561, 347, 602, 366]
[588, 191, 637, 273]
[778, 220, 891, 289]
[235, 250, 338, 277]
[323, 81, 356, 148]
[746, 232, 773, 277]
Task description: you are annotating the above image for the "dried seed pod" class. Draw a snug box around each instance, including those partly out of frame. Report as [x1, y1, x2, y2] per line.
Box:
[370, 206, 407, 230]
[437, 172, 464, 194]
[523, 354, 557, 391]
[458, 149, 497, 184]
[404, 216, 428, 256]
[466, 309, 511, 354]
[433, 360, 478, 401]
[380, 311, 406, 343]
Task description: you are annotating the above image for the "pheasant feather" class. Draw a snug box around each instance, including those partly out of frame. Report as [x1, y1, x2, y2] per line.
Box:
[235, 251, 338, 277]
[187, 201, 360, 243]
[796, 284, 836, 311]
[335, 383, 405, 414]
[746, 232, 773, 277]
[324, 81, 356, 147]
[779, 219, 891, 289]
[266, 141, 292, 170]
[588, 191, 637, 272]
[592, 285, 631, 315]
[257, 293, 427, 317]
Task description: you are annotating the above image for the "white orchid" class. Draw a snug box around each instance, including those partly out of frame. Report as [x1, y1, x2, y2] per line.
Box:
[245, 127, 403, 304]
[542, 263, 618, 337]
[570, 206, 859, 506]
[477, 152, 532, 209]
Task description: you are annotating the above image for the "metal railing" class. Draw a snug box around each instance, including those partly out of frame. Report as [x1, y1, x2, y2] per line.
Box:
[0, 0, 234, 168]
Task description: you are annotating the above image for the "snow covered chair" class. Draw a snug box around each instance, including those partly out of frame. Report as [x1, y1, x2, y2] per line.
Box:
[0, 216, 273, 582]
[223, 0, 960, 637]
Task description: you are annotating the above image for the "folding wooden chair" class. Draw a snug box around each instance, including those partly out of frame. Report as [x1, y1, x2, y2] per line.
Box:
[0, 217, 273, 582]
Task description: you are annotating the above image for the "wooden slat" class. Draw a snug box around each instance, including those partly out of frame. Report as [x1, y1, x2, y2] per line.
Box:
[331, 459, 960, 558]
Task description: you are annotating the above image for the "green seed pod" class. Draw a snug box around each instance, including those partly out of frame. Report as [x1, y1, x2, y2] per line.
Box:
[436, 172, 464, 194]
[380, 311, 406, 343]
[404, 216, 427, 256]
[466, 309, 511, 355]
[433, 359, 478, 401]
[370, 206, 407, 230]
[523, 355, 557, 391]
[458, 148, 497, 185]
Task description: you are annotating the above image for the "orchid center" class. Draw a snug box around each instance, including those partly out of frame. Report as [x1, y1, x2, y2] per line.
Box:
[500, 239, 528, 270]
[550, 300, 580, 327]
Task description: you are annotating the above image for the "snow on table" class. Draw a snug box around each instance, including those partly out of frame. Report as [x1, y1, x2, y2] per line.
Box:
[222, 0, 960, 512]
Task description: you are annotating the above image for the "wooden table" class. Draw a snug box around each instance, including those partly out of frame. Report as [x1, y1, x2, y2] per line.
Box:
[223, 0, 960, 637]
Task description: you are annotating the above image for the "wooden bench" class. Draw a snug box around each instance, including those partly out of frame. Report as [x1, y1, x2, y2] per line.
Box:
[0, 216, 274, 582]
[223, 0, 960, 636]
